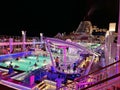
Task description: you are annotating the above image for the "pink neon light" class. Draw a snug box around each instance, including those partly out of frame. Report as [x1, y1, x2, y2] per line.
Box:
[30, 75, 35, 85]
[58, 45, 68, 48]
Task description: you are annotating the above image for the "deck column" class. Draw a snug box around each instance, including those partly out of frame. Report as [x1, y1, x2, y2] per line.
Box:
[9, 38, 13, 53]
[45, 40, 55, 71]
[22, 31, 26, 52]
[40, 33, 43, 43]
[62, 47, 67, 65]
[58, 46, 67, 66]
[32, 39, 36, 49]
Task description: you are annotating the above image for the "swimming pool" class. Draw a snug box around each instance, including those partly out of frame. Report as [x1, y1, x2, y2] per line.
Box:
[0, 55, 51, 72]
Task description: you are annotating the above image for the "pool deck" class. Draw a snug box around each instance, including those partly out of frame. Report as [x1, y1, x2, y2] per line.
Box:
[0, 83, 16, 90]
[0, 53, 82, 90]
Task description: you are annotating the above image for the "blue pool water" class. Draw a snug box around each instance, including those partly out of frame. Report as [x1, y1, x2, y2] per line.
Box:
[0, 55, 51, 72]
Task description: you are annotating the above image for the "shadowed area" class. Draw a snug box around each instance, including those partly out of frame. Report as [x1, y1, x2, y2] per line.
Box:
[0, 84, 16, 90]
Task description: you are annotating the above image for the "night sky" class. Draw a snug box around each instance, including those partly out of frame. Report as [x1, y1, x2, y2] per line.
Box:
[0, 0, 118, 37]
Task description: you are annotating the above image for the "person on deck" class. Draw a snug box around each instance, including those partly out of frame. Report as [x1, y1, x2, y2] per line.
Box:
[55, 56, 59, 68]
[67, 64, 71, 73]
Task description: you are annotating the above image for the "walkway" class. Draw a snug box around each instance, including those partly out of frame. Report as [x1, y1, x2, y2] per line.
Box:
[0, 83, 16, 90]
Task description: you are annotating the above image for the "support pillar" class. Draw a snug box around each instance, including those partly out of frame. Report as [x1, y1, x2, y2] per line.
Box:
[40, 33, 43, 43]
[58, 46, 67, 65]
[45, 40, 55, 71]
[22, 31, 26, 52]
[40, 33, 43, 48]
[9, 38, 13, 53]
[32, 39, 36, 49]
[62, 47, 67, 65]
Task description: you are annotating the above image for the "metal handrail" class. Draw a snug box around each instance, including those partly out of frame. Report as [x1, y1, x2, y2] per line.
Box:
[59, 60, 120, 90]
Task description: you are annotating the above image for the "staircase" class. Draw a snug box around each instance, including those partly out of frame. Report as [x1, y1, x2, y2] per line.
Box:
[37, 81, 47, 90]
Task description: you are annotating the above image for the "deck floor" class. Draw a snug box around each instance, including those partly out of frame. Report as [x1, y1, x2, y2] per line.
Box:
[0, 83, 16, 90]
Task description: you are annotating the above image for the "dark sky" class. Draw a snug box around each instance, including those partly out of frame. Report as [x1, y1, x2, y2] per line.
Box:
[0, 0, 118, 37]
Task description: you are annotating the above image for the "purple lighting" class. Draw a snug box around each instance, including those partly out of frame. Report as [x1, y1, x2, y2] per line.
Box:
[58, 45, 68, 65]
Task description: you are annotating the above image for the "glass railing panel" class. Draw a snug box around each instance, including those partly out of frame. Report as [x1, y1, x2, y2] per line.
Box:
[59, 60, 120, 90]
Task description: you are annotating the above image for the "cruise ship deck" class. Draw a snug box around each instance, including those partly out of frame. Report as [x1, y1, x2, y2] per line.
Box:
[0, 5, 120, 89]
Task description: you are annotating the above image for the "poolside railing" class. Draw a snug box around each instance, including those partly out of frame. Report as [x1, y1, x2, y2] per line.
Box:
[0, 51, 32, 61]
[59, 60, 120, 90]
